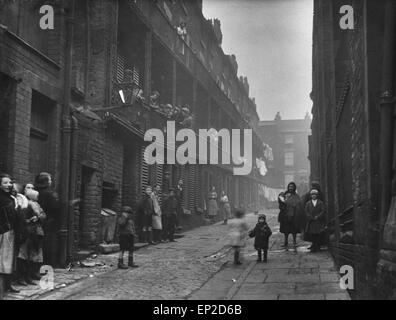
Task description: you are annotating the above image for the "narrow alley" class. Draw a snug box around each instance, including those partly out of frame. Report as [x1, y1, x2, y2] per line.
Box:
[4, 211, 349, 300]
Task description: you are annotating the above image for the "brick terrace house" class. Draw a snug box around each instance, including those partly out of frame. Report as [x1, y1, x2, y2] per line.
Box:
[258, 114, 311, 194]
[310, 0, 396, 299]
[0, 0, 265, 265]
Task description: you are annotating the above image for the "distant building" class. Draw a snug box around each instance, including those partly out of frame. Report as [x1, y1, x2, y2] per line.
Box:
[258, 113, 311, 194]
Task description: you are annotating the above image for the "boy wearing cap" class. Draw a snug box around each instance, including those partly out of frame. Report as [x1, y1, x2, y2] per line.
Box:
[304, 189, 326, 252]
[117, 206, 139, 269]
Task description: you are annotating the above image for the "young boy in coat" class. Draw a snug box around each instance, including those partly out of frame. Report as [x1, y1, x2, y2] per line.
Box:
[117, 206, 139, 269]
[249, 214, 272, 262]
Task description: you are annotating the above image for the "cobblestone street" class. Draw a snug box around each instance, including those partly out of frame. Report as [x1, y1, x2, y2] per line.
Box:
[4, 210, 349, 300]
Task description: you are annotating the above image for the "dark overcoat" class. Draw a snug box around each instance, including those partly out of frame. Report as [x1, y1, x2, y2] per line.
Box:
[279, 192, 303, 234]
[305, 199, 326, 235]
[249, 222, 272, 250]
[162, 196, 179, 216]
[0, 190, 17, 235]
[37, 189, 60, 223]
[37, 188, 60, 266]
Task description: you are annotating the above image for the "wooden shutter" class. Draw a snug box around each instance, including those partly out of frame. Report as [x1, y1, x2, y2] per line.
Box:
[156, 163, 163, 206]
[116, 53, 125, 82]
[187, 165, 198, 210]
[133, 66, 140, 87]
[140, 146, 149, 196]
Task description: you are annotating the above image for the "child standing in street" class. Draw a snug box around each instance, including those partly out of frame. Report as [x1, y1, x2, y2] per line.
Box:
[249, 214, 272, 262]
[118, 206, 139, 269]
[228, 209, 249, 265]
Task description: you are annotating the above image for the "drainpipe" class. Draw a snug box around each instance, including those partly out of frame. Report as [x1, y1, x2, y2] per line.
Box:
[379, 0, 396, 245]
[67, 115, 79, 263]
[59, 0, 75, 268]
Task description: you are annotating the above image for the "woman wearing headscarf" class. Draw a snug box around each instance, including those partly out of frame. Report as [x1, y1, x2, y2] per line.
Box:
[0, 173, 20, 294]
[219, 191, 232, 225]
[34, 172, 60, 267]
[208, 186, 218, 221]
[151, 185, 163, 244]
[138, 186, 155, 245]
[278, 182, 302, 248]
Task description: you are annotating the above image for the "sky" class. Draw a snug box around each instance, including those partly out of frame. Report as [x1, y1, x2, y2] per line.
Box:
[203, 0, 313, 121]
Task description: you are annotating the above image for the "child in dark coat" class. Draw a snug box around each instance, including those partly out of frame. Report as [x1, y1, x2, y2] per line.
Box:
[118, 206, 139, 269]
[249, 214, 272, 262]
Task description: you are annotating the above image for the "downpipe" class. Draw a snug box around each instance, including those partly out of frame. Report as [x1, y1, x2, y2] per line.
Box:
[59, 0, 75, 268]
[67, 116, 79, 264]
[377, 0, 396, 298]
[379, 0, 396, 248]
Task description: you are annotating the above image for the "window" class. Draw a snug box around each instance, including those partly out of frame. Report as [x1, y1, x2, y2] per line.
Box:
[284, 151, 294, 166]
[285, 134, 294, 144]
[29, 91, 54, 176]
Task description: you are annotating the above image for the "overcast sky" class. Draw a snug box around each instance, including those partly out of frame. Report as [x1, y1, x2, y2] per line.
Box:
[203, 0, 313, 121]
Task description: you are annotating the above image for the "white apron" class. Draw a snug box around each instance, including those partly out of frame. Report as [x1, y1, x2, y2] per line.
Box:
[0, 230, 15, 274]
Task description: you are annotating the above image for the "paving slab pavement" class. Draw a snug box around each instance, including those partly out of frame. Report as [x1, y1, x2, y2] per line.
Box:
[189, 210, 351, 301]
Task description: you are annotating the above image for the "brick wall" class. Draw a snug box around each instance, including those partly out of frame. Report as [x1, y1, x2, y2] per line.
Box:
[73, 119, 103, 250]
[311, 0, 386, 299]
[0, 32, 63, 185]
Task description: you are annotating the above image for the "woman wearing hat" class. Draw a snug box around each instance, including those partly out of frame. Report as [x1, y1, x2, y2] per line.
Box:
[304, 189, 326, 252]
[278, 182, 302, 248]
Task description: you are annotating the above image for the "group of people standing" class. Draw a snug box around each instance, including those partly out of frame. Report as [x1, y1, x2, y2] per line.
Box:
[278, 181, 325, 252]
[117, 181, 184, 269]
[0, 172, 60, 295]
[207, 186, 233, 225]
[137, 184, 181, 247]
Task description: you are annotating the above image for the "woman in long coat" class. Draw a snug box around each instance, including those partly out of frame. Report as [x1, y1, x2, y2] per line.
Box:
[0, 173, 20, 294]
[208, 186, 218, 220]
[34, 172, 60, 267]
[138, 186, 155, 245]
[304, 189, 326, 252]
[151, 185, 163, 243]
[278, 182, 302, 248]
[219, 191, 232, 225]
[300, 181, 325, 244]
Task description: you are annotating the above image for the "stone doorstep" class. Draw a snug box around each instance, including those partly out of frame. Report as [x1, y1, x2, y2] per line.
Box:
[99, 243, 120, 254]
